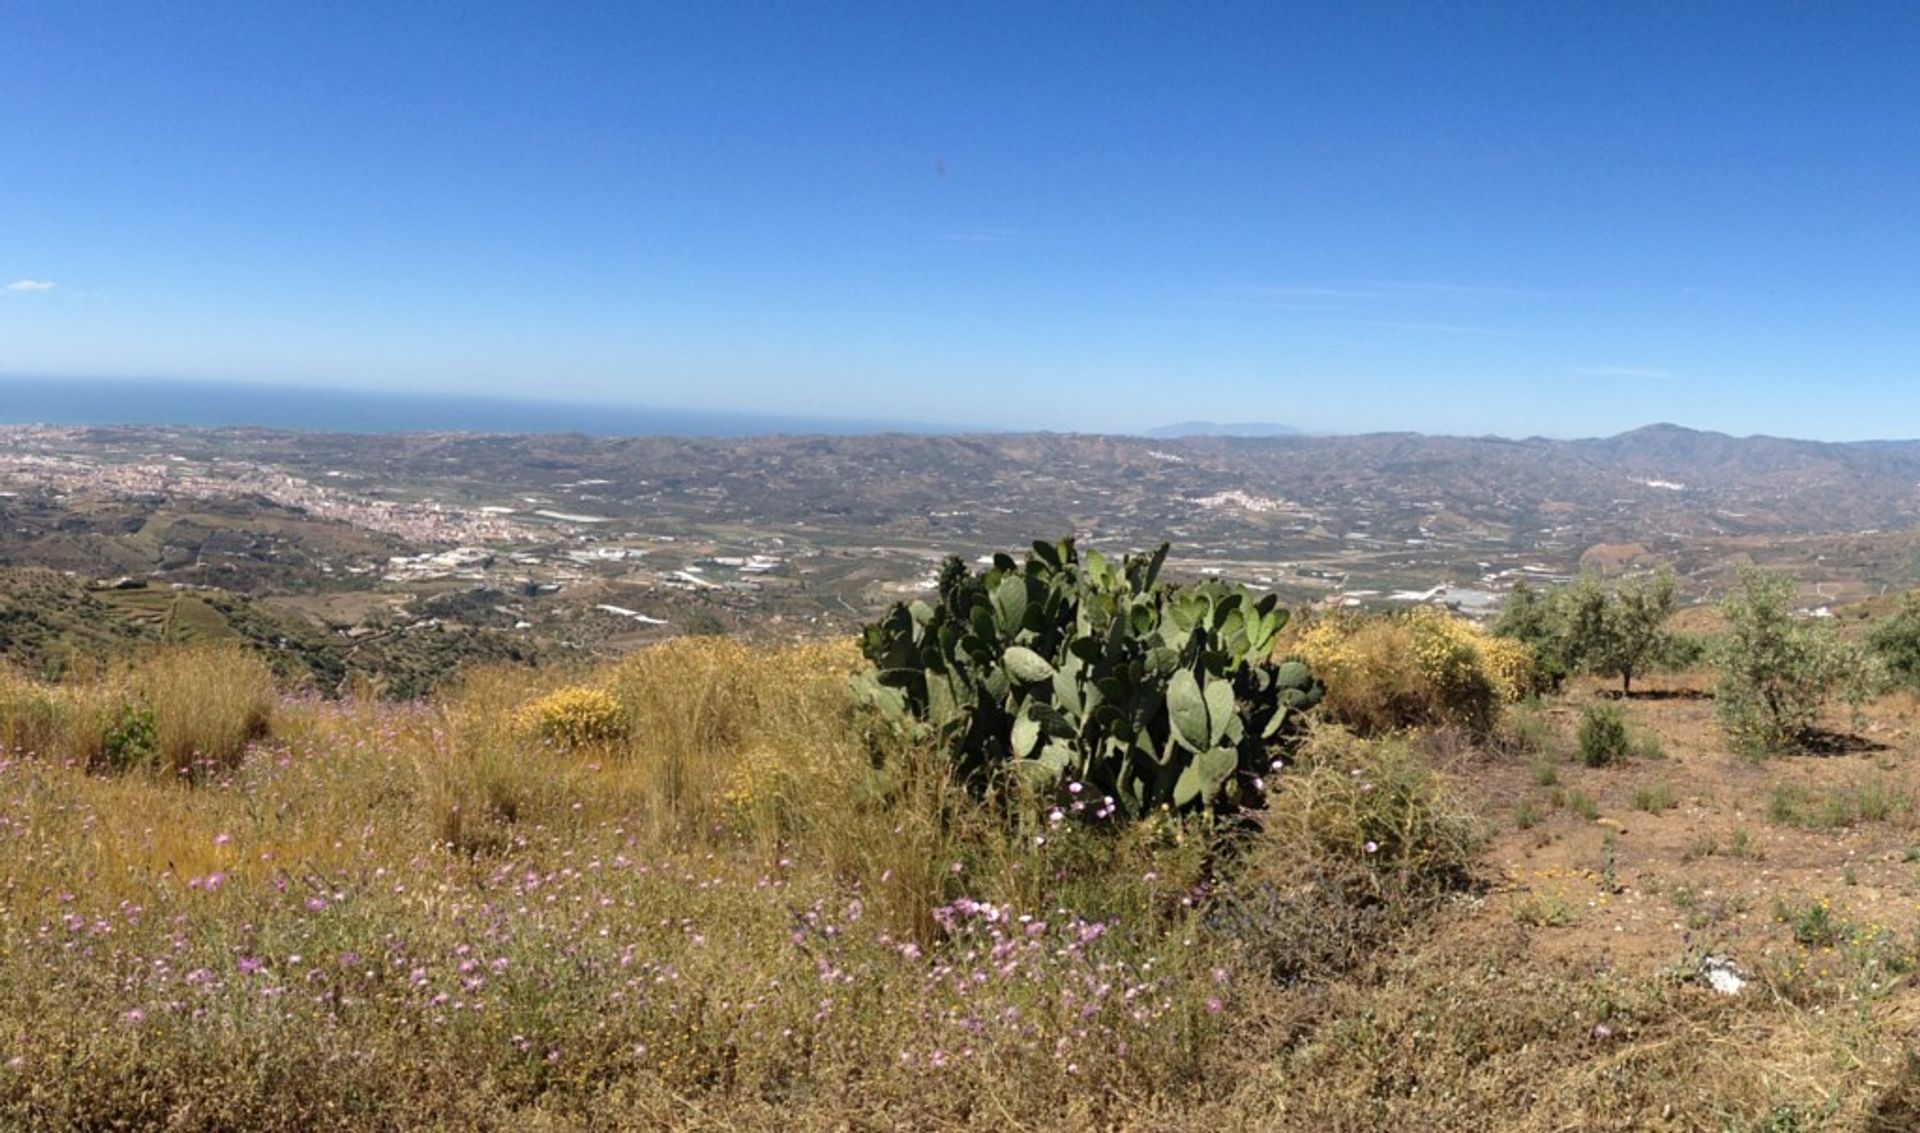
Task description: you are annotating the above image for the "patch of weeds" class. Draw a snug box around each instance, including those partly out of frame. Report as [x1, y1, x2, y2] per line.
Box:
[1631, 728, 1665, 760]
[1506, 702, 1563, 758]
[1514, 799, 1541, 831]
[1903, 846, 1920, 863]
[1672, 885, 1748, 932]
[1748, 1099, 1841, 1132]
[1599, 832, 1621, 894]
[1854, 776, 1903, 824]
[1768, 782, 1812, 827]
[1775, 896, 1850, 948]
[1209, 728, 1485, 985]
[1762, 903, 1918, 1009]
[1680, 834, 1719, 863]
[1630, 781, 1675, 815]
[1816, 794, 1858, 830]
[1532, 760, 1559, 787]
[1770, 777, 1908, 832]
[1565, 788, 1600, 821]
[1514, 891, 1578, 927]
[1844, 866, 1859, 887]
[1728, 826, 1756, 859]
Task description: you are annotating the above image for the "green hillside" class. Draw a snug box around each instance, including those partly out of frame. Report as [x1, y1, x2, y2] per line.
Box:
[0, 569, 549, 696]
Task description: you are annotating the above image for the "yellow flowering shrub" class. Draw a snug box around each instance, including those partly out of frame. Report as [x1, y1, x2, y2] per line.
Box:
[516, 686, 628, 749]
[1479, 634, 1544, 703]
[1289, 606, 1534, 736]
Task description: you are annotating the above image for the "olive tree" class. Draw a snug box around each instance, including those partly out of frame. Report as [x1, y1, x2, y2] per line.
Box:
[1714, 568, 1879, 753]
[1493, 567, 1680, 695]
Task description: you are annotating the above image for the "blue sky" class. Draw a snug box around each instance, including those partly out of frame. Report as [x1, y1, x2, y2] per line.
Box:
[3, 2, 1918, 438]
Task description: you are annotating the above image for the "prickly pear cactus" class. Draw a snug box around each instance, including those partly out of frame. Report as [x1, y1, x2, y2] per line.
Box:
[853, 538, 1322, 818]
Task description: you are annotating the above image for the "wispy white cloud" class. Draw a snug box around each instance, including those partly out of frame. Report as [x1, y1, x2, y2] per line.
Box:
[1204, 278, 1570, 318]
[1232, 285, 1382, 301]
[4, 279, 57, 293]
[1196, 285, 1373, 312]
[940, 227, 1026, 244]
[1365, 280, 1571, 299]
[1574, 365, 1676, 380]
[1232, 280, 1568, 301]
[1362, 320, 1514, 336]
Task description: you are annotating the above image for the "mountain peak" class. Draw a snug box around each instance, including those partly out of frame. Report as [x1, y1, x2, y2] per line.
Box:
[1144, 421, 1302, 439]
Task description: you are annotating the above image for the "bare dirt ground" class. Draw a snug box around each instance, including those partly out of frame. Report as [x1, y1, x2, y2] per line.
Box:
[1475, 676, 1920, 981]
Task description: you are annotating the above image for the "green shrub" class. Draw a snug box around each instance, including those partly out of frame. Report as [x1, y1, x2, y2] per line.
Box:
[1714, 568, 1881, 753]
[1577, 704, 1631, 767]
[855, 538, 1322, 817]
[1491, 580, 1567, 689]
[1776, 897, 1848, 948]
[1868, 592, 1920, 692]
[97, 704, 158, 774]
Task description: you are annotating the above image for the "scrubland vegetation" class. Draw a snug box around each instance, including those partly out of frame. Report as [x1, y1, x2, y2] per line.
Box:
[5, 552, 1920, 1129]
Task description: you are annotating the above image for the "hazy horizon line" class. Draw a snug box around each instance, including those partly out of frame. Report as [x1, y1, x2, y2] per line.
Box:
[0, 372, 1909, 446]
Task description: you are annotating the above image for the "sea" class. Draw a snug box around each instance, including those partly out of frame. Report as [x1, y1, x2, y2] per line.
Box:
[0, 375, 957, 437]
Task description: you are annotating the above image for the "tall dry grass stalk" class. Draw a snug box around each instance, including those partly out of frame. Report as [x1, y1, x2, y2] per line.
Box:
[1, 645, 275, 775]
[601, 636, 866, 836]
[129, 644, 276, 777]
[0, 664, 78, 758]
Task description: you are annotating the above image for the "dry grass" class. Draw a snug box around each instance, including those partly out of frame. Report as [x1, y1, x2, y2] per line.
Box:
[2, 644, 274, 774]
[4, 647, 1920, 1129]
[132, 643, 276, 776]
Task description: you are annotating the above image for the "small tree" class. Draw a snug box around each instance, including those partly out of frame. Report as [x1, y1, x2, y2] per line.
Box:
[1867, 592, 1920, 692]
[1493, 568, 1679, 695]
[1595, 567, 1678, 695]
[1556, 573, 1618, 683]
[1492, 579, 1568, 688]
[1714, 568, 1878, 753]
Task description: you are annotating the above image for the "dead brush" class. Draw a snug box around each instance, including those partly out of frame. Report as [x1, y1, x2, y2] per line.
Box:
[1209, 725, 1485, 985]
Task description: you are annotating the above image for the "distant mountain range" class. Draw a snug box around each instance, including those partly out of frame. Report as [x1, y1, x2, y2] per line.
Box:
[1144, 421, 1304, 438]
